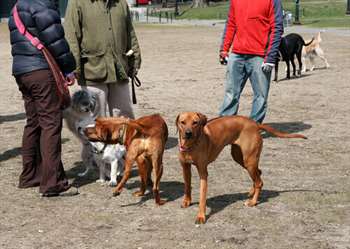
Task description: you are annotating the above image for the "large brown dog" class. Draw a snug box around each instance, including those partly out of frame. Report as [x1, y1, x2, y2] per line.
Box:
[176, 112, 307, 224]
[84, 114, 168, 205]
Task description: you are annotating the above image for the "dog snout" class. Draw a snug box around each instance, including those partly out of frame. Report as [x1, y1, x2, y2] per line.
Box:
[185, 130, 193, 139]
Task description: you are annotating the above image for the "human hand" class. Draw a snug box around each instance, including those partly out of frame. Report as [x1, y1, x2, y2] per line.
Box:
[128, 67, 138, 78]
[65, 72, 76, 85]
[261, 62, 275, 73]
[219, 51, 229, 65]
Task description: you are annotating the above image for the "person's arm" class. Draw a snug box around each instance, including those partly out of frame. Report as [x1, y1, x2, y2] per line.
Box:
[33, 1, 76, 75]
[220, 0, 236, 54]
[264, 0, 284, 64]
[63, 0, 82, 79]
[125, 3, 141, 74]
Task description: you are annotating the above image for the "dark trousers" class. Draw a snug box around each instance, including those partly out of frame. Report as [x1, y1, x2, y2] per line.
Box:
[16, 69, 69, 193]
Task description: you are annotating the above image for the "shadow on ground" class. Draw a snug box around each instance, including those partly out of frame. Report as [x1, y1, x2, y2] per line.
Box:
[262, 121, 312, 138]
[0, 147, 21, 162]
[120, 180, 184, 207]
[166, 136, 178, 150]
[206, 188, 329, 221]
[0, 112, 26, 123]
[66, 162, 140, 188]
[0, 138, 70, 163]
[274, 73, 311, 83]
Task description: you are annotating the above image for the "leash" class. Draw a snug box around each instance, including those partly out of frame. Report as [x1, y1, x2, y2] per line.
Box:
[131, 75, 141, 104]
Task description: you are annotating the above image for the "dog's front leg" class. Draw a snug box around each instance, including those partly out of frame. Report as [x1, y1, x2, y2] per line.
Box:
[181, 162, 192, 208]
[96, 161, 107, 184]
[195, 165, 208, 224]
[109, 160, 118, 187]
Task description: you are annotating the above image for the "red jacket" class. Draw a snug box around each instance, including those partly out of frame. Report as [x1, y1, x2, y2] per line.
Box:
[221, 0, 283, 64]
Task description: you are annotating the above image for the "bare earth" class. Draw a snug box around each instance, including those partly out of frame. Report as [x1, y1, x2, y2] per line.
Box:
[0, 22, 350, 249]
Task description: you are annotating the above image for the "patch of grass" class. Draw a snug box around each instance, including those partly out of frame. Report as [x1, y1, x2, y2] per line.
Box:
[176, 0, 350, 27]
[178, 2, 229, 20]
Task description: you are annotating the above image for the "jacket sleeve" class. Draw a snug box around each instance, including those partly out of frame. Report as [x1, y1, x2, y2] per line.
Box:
[220, 0, 236, 52]
[125, 3, 141, 70]
[264, 0, 284, 64]
[32, 2, 76, 74]
[63, 0, 82, 76]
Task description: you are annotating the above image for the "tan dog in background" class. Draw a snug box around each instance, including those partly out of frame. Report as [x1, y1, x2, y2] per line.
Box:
[302, 31, 330, 73]
[84, 114, 168, 205]
[176, 112, 307, 224]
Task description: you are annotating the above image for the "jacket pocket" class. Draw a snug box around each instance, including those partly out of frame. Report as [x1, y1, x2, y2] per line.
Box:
[82, 53, 107, 81]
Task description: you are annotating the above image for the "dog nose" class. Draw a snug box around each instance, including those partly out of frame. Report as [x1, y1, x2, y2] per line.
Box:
[185, 130, 192, 139]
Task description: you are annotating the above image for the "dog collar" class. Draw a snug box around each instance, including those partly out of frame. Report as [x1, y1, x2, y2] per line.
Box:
[179, 145, 191, 152]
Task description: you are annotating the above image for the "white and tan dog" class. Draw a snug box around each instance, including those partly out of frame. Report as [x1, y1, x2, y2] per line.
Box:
[302, 31, 330, 73]
[88, 140, 126, 186]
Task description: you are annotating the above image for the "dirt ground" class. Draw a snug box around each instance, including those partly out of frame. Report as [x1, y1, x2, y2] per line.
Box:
[1, 22, 350, 249]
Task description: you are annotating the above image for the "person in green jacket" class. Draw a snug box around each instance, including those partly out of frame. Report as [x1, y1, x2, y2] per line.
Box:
[64, 0, 141, 118]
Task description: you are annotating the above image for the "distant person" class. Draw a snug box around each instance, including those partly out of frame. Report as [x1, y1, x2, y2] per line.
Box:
[64, 0, 142, 118]
[219, 0, 284, 123]
[8, 0, 76, 196]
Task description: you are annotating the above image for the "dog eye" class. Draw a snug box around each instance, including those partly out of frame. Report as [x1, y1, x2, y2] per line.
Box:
[180, 121, 186, 125]
[193, 121, 199, 125]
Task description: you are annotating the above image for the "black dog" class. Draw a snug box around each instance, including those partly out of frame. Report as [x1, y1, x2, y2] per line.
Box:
[274, 33, 314, 82]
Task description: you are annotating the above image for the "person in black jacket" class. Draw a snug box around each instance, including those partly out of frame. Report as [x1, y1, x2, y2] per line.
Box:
[8, 0, 77, 197]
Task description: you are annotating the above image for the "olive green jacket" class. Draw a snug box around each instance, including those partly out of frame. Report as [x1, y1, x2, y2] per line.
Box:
[64, 0, 141, 85]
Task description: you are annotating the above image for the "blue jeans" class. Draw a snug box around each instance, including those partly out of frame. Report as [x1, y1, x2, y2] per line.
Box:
[219, 53, 272, 123]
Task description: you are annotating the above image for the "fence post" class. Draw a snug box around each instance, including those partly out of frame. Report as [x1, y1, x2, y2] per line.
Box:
[159, 12, 161, 23]
[347, 0, 350, 15]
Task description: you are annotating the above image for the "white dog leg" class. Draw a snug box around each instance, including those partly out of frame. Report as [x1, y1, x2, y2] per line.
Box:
[109, 161, 118, 187]
[96, 161, 107, 184]
[301, 56, 307, 73]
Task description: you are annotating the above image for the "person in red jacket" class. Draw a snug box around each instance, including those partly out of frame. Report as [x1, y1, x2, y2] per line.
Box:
[219, 0, 283, 123]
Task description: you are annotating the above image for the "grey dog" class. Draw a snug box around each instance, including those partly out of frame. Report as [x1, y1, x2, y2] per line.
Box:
[63, 89, 100, 177]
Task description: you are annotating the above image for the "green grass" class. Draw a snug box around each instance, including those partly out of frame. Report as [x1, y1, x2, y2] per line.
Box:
[176, 0, 350, 27]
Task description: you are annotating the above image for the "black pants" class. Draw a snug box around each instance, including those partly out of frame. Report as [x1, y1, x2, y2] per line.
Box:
[16, 69, 69, 194]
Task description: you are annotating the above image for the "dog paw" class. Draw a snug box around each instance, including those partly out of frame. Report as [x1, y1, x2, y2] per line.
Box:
[244, 199, 257, 207]
[181, 198, 192, 208]
[132, 190, 145, 197]
[96, 179, 107, 185]
[112, 190, 121, 197]
[108, 180, 117, 187]
[156, 199, 166, 206]
[195, 215, 206, 224]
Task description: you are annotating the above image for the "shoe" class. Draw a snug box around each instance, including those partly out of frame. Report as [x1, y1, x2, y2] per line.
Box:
[40, 186, 79, 197]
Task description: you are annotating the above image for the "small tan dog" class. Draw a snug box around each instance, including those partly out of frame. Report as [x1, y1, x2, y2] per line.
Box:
[302, 31, 330, 73]
[176, 112, 307, 224]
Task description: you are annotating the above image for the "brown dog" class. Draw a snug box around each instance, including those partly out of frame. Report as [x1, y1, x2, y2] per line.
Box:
[84, 114, 168, 205]
[176, 112, 307, 224]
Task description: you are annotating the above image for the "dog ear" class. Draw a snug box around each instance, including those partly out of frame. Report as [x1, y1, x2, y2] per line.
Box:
[196, 112, 207, 126]
[175, 114, 180, 133]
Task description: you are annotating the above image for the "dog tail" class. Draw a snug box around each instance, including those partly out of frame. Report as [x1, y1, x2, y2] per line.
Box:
[303, 37, 314, 47]
[316, 31, 322, 43]
[258, 124, 307, 139]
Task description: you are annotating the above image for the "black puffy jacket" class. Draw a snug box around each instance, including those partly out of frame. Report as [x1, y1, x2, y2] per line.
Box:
[8, 0, 76, 76]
